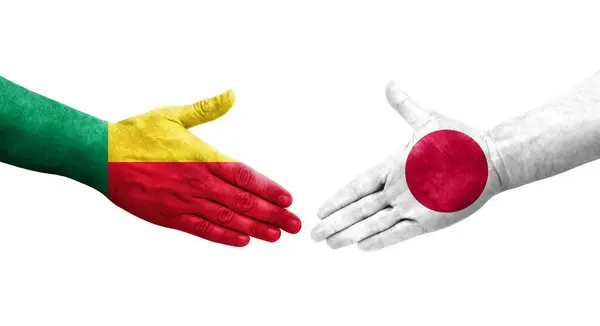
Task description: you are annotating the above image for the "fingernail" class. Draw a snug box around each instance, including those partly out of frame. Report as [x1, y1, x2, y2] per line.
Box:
[208, 90, 235, 111]
[311, 226, 327, 242]
[286, 218, 302, 234]
[327, 239, 348, 250]
[235, 235, 250, 247]
[386, 81, 409, 105]
[222, 89, 235, 105]
[316, 206, 328, 219]
[277, 194, 292, 207]
[359, 242, 383, 252]
[266, 227, 281, 242]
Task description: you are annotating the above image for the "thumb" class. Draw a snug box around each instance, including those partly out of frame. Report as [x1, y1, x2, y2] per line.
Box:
[172, 90, 236, 129]
[386, 81, 432, 129]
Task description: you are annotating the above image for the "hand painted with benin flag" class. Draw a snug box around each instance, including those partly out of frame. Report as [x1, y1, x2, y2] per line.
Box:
[311, 82, 503, 251]
[108, 91, 302, 247]
[0, 77, 299, 247]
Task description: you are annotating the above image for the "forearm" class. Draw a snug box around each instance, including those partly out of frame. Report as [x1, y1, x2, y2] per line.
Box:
[0, 76, 108, 194]
[488, 71, 600, 190]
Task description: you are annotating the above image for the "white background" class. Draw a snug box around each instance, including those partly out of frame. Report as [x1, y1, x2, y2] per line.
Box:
[1, 0, 600, 325]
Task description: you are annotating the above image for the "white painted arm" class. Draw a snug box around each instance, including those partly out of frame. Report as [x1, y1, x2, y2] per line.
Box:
[489, 72, 600, 190]
[313, 73, 600, 251]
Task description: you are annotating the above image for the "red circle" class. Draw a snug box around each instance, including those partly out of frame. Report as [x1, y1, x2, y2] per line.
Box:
[405, 130, 488, 213]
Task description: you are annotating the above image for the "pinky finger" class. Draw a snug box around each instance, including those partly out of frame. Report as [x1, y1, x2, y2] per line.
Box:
[174, 214, 250, 247]
[357, 220, 425, 252]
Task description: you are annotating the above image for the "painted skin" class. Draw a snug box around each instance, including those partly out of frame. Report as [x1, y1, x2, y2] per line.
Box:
[107, 91, 302, 247]
[0, 77, 300, 247]
[313, 72, 600, 251]
[311, 82, 502, 251]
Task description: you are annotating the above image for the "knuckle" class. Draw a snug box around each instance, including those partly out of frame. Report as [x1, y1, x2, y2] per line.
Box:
[365, 221, 381, 236]
[234, 165, 255, 188]
[216, 206, 235, 225]
[172, 190, 188, 203]
[381, 190, 395, 205]
[158, 210, 174, 224]
[267, 205, 280, 225]
[192, 100, 208, 117]
[144, 108, 168, 121]
[349, 205, 366, 222]
[349, 181, 364, 197]
[358, 202, 370, 217]
[374, 192, 388, 206]
[235, 190, 253, 212]
[195, 219, 212, 235]
[188, 173, 218, 193]
[250, 220, 267, 238]
[263, 182, 274, 198]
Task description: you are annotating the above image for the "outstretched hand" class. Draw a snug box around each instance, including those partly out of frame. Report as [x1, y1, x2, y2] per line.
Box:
[311, 82, 502, 251]
[108, 91, 301, 247]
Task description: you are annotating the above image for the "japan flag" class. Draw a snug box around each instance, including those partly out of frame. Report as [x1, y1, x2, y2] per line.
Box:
[311, 82, 503, 251]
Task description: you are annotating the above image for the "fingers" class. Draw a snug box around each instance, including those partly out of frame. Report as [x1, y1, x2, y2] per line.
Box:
[208, 162, 293, 207]
[357, 220, 425, 252]
[172, 90, 236, 129]
[174, 214, 250, 247]
[205, 180, 302, 234]
[325, 207, 399, 249]
[311, 192, 388, 242]
[386, 81, 432, 129]
[192, 198, 282, 242]
[317, 165, 385, 219]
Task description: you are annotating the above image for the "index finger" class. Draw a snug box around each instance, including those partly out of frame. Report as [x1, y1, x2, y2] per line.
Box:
[207, 162, 293, 208]
[317, 165, 385, 219]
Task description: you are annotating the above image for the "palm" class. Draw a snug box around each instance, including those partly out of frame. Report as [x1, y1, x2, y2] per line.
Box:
[311, 82, 501, 251]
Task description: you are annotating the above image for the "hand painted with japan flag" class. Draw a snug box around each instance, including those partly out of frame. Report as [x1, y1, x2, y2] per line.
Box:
[311, 82, 503, 251]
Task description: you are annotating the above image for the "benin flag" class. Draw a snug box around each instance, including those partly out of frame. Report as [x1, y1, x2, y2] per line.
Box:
[105, 91, 302, 246]
[0, 77, 300, 247]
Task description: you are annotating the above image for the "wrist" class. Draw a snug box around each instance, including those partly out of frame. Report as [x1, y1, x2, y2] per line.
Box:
[483, 129, 510, 194]
[65, 116, 109, 195]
